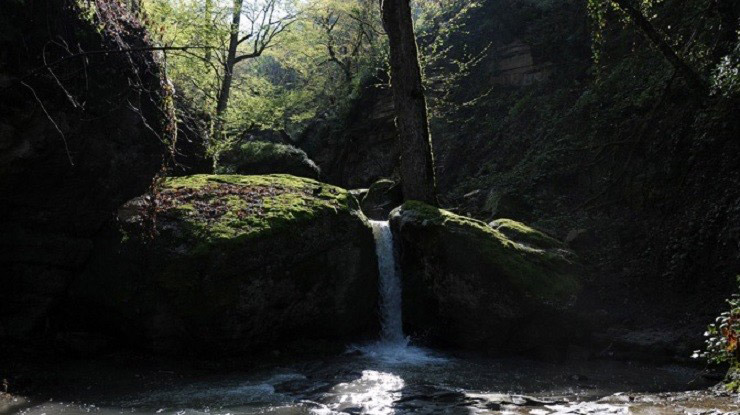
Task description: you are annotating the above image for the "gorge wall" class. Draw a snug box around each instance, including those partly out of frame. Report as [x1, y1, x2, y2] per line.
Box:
[304, 0, 740, 360]
[0, 0, 172, 344]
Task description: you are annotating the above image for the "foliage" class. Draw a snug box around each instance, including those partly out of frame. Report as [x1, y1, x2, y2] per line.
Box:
[711, 44, 740, 98]
[694, 277, 740, 368]
[585, 0, 735, 82]
[141, 0, 387, 145]
[414, 0, 489, 117]
[136, 0, 486, 151]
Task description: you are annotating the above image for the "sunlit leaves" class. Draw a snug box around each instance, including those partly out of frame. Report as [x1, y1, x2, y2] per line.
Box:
[694, 276, 740, 365]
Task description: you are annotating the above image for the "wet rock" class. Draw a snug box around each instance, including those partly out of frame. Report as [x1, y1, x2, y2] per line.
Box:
[0, 392, 27, 414]
[592, 327, 696, 362]
[68, 174, 379, 355]
[361, 179, 403, 220]
[390, 202, 582, 356]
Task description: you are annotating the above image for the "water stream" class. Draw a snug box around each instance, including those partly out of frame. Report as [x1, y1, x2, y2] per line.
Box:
[353, 221, 442, 365]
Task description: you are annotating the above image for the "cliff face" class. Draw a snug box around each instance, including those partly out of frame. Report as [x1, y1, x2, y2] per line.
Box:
[298, 81, 400, 189]
[312, 0, 740, 359]
[0, 0, 172, 342]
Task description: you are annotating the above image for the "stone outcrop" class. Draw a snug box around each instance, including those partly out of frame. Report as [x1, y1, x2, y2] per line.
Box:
[390, 202, 582, 357]
[298, 82, 399, 189]
[66, 174, 379, 355]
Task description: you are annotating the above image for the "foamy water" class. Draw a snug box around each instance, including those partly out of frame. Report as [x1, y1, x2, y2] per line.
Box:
[354, 221, 446, 365]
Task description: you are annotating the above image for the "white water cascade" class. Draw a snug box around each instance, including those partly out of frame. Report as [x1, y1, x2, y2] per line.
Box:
[370, 220, 406, 344]
[355, 221, 444, 365]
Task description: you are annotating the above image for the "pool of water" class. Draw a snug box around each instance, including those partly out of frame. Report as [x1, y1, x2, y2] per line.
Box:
[1, 345, 719, 415]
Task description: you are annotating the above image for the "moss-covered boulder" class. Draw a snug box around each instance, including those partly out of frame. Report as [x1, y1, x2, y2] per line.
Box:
[361, 179, 403, 220]
[390, 202, 582, 357]
[70, 174, 378, 355]
[215, 141, 320, 179]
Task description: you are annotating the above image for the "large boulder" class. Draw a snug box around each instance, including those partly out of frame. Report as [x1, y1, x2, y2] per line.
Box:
[68, 174, 379, 355]
[390, 202, 582, 357]
[216, 141, 320, 180]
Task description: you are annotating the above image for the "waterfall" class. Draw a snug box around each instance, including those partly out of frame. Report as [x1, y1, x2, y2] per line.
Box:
[370, 220, 406, 345]
[354, 221, 443, 365]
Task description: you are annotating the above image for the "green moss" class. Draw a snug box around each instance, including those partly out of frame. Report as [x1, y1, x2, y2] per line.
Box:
[397, 201, 580, 302]
[489, 218, 563, 249]
[367, 178, 395, 192]
[400, 200, 497, 234]
[158, 174, 353, 249]
[724, 362, 740, 393]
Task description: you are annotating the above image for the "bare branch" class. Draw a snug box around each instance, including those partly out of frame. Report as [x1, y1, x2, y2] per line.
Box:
[21, 81, 74, 166]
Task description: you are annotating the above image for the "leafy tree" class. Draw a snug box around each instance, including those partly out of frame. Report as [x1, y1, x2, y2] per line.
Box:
[216, 0, 298, 120]
[588, 0, 706, 92]
[143, 0, 389, 147]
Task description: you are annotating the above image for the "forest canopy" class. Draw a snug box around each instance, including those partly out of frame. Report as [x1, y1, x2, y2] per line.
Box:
[136, 0, 480, 151]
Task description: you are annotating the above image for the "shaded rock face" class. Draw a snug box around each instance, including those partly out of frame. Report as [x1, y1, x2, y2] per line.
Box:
[361, 179, 403, 220]
[0, 1, 171, 341]
[171, 90, 213, 176]
[298, 82, 399, 189]
[390, 202, 582, 357]
[216, 141, 320, 180]
[487, 39, 553, 86]
[67, 175, 379, 355]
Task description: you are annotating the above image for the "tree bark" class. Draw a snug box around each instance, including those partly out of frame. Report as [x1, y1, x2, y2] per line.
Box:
[216, 0, 244, 119]
[381, 0, 438, 205]
[205, 0, 213, 61]
[612, 0, 706, 92]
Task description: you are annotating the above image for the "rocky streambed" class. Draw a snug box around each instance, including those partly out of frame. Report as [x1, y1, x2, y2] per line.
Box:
[1, 351, 737, 415]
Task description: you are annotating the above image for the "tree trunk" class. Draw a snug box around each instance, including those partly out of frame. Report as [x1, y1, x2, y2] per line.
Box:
[381, 0, 438, 205]
[205, 0, 213, 61]
[613, 0, 706, 92]
[216, 0, 243, 119]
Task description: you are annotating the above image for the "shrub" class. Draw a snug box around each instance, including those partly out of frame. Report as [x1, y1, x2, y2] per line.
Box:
[694, 276, 740, 391]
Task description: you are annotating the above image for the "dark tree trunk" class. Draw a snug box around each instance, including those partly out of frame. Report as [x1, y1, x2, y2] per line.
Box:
[381, 0, 438, 205]
[216, 0, 243, 119]
[613, 0, 706, 92]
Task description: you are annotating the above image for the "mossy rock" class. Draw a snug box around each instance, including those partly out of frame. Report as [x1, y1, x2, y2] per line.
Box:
[489, 218, 564, 250]
[725, 363, 740, 393]
[390, 201, 582, 357]
[360, 179, 403, 220]
[70, 174, 378, 355]
[215, 141, 320, 179]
